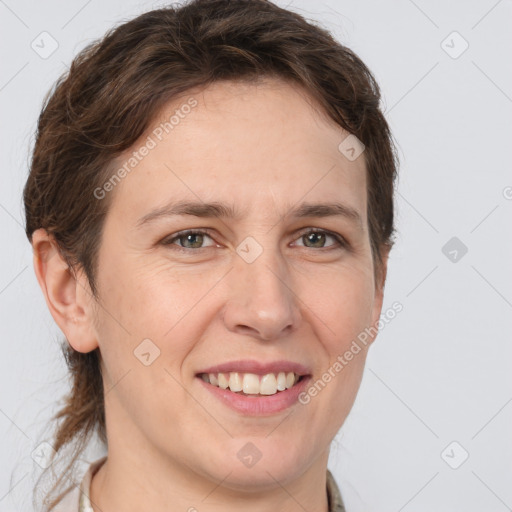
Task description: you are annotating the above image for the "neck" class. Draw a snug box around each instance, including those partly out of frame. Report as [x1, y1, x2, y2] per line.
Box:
[90, 431, 330, 512]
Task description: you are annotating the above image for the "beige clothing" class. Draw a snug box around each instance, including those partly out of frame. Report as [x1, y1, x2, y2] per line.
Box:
[59, 457, 346, 511]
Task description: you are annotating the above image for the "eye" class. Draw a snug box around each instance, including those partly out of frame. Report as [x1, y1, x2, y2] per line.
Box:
[161, 229, 217, 250]
[293, 229, 347, 249]
[161, 228, 348, 252]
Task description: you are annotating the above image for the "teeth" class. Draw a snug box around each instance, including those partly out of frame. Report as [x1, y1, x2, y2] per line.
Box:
[218, 372, 229, 389]
[202, 371, 300, 395]
[243, 373, 260, 394]
[229, 372, 243, 392]
[277, 371, 286, 391]
[260, 373, 278, 395]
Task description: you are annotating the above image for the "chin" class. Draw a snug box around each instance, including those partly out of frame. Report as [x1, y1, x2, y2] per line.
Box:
[206, 436, 312, 490]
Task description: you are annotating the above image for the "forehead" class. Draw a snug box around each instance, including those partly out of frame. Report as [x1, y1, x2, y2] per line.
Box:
[105, 78, 367, 225]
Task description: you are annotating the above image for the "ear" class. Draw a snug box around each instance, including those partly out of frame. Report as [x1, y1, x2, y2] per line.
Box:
[31, 228, 99, 353]
[368, 244, 391, 343]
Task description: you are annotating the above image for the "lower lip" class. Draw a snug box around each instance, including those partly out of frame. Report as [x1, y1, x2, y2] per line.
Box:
[197, 376, 311, 415]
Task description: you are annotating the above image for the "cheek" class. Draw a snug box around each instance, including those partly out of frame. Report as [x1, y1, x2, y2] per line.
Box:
[302, 261, 375, 347]
[301, 262, 374, 413]
[94, 256, 224, 361]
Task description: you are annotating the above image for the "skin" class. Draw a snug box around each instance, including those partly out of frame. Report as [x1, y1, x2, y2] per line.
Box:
[32, 78, 388, 512]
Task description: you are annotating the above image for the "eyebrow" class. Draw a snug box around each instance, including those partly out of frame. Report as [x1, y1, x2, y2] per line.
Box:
[136, 199, 363, 228]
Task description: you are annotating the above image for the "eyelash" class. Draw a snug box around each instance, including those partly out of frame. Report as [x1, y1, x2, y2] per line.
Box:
[161, 228, 348, 252]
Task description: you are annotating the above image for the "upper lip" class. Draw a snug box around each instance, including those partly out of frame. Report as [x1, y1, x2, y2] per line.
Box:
[196, 359, 311, 377]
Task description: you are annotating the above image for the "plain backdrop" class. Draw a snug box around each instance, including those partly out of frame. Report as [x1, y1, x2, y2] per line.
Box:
[1, 1, 511, 511]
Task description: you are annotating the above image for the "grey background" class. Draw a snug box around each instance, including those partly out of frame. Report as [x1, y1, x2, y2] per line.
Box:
[1, 0, 511, 511]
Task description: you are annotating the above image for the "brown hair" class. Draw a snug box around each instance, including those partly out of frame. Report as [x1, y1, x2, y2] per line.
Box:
[24, 0, 398, 509]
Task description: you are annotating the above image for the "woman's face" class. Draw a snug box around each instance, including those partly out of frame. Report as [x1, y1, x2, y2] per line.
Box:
[88, 78, 386, 488]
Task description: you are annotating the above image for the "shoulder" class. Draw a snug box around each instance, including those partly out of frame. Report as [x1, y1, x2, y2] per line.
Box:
[52, 456, 107, 512]
[52, 485, 80, 512]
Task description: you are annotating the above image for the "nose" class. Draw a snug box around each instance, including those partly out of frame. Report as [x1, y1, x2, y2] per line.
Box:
[222, 251, 301, 341]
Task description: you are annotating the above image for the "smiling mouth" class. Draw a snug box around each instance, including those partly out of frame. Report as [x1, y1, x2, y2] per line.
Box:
[197, 371, 308, 396]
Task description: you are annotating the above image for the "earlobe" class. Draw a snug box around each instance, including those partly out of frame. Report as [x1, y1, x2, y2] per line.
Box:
[31, 228, 99, 353]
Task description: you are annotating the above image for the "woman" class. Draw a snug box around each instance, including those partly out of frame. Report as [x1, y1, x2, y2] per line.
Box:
[24, 0, 398, 510]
